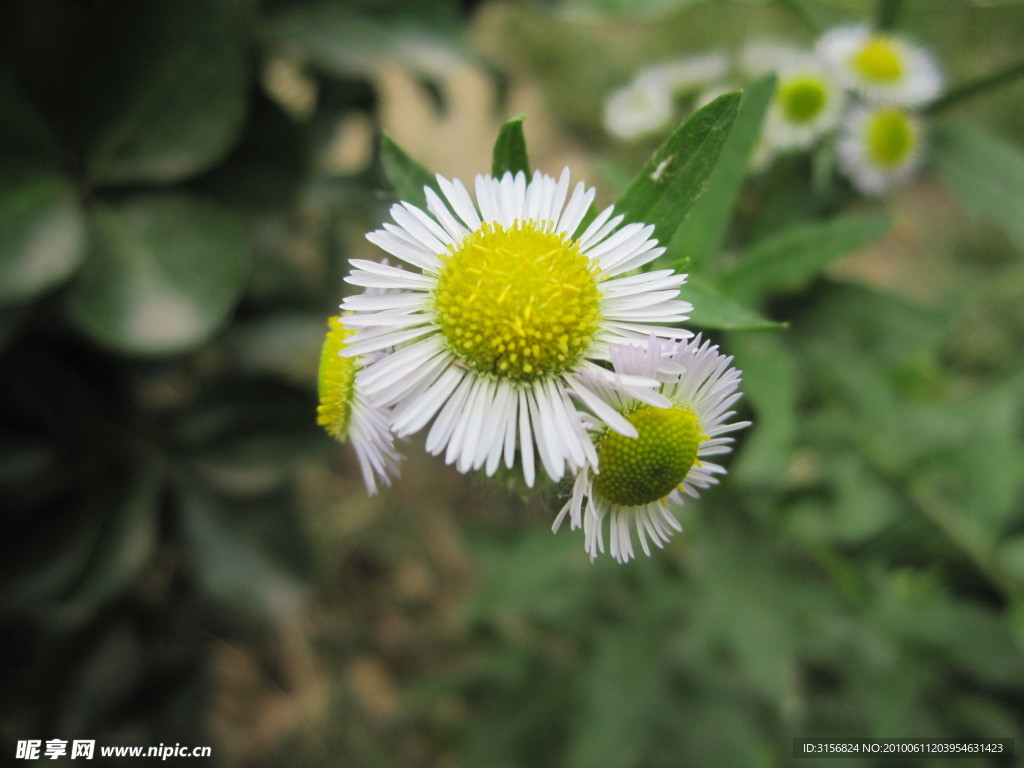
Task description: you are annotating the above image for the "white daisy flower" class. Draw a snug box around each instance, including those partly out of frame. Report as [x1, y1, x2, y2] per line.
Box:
[837, 103, 925, 195]
[603, 71, 674, 141]
[762, 55, 845, 151]
[554, 334, 749, 564]
[645, 51, 731, 96]
[340, 169, 691, 486]
[317, 316, 402, 494]
[817, 24, 942, 106]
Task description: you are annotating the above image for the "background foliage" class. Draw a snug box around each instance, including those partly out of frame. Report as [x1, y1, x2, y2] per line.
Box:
[2, 0, 1023, 766]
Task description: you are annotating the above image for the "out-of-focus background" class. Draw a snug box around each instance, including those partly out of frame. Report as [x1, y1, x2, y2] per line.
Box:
[2, 0, 1023, 766]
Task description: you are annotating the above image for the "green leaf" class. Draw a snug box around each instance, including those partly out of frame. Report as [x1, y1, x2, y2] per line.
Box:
[680, 275, 783, 331]
[180, 491, 304, 620]
[492, 114, 531, 178]
[668, 75, 776, 273]
[0, 170, 84, 305]
[65, 464, 162, 610]
[68, 194, 249, 355]
[934, 122, 1024, 252]
[380, 132, 439, 209]
[614, 92, 741, 250]
[0, 64, 61, 165]
[727, 331, 796, 487]
[82, 0, 248, 185]
[720, 212, 890, 301]
[566, 616, 666, 768]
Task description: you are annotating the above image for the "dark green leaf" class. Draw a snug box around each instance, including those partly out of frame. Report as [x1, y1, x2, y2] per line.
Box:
[680, 275, 783, 331]
[934, 122, 1024, 252]
[82, 0, 248, 185]
[0, 170, 84, 304]
[380, 132, 439, 209]
[0, 63, 61, 165]
[720, 212, 890, 301]
[180, 491, 304, 620]
[68, 194, 249, 355]
[492, 114, 531, 178]
[668, 75, 775, 273]
[64, 465, 162, 609]
[614, 92, 741, 249]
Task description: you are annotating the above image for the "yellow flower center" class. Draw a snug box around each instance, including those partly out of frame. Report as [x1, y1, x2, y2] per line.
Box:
[778, 76, 828, 124]
[592, 406, 703, 507]
[433, 221, 603, 382]
[317, 316, 358, 440]
[865, 108, 917, 168]
[852, 37, 903, 83]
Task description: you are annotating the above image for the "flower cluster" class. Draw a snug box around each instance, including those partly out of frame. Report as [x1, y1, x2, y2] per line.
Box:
[604, 23, 943, 195]
[318, 169, 749, 562]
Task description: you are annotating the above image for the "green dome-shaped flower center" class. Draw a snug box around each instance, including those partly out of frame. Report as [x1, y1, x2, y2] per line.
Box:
[592, 406, 703, 507]
[852, 37, 903, 83]
[865, 108, 917, 168]
[434, 221, 603, 382]
[779, 77, 828, 124]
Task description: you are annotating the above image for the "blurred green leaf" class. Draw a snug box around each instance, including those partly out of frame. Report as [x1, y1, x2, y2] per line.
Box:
[68, 194, 249, 355]
[82, 0, 247, 185]
[669, 74, 776, 273]
[727, 331, 796, 486]
[0, 64, 61, 164]
[566, 616, 666, 768]
[0, 170, 84, 305]
[680, 275, 783, 331]
[380, 132, 438, 210]
[615, 92, 741, 249]
[720, 212, 891, 302]
[65, 464, 162, 610]
[180, 490, 304, 620]
[934, 122, 1024, 252]
[266, 1, 464, 80]
[492, 114, 531, 178]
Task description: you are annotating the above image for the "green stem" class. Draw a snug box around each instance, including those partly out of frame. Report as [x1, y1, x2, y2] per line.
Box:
[873, 0, 903, 31]
[926, 57, 1024, 115]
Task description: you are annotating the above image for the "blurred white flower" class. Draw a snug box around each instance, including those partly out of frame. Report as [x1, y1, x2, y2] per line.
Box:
[817, 24, 942, 106]
[646, 51, 731, 95]
[603, 71, 674, 141]
[837, 103, 926, 195]
[737, 39, 805, 79]
[763, 55, 845, 151]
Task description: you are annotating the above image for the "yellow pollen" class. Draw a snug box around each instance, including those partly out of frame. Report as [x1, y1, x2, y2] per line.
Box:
[865, 107, 917, 168]
[317, 316, 358, 441]
[592, 406, 703, 507]
[433, 221, 603, 382]
[852, 37, 903, 83]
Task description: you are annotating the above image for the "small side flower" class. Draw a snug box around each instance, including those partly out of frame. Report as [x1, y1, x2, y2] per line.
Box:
[317, 316, 402, 494]
[837, 103, 925, 195]
[555, 335, 750, 563]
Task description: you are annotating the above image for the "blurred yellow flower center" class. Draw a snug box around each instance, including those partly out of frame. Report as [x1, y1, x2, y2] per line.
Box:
[852, 38, 903, 83]
[317, 316, 358, 441]
[865, 108, 917, 167]
[779, 77, 828, 123]
[593, 406, 702, 507]
[434, 221, 602, 382]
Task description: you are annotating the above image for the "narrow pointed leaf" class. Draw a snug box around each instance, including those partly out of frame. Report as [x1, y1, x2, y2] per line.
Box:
[492, 114, 530, 178]
[934, 122, 1024, 252]
[380, 132, 438, 209]
[669, 75, 775, 272]
[680, 276, 783, 331]
[720, 212, 890, 301]
[614, 92, 741, 248]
